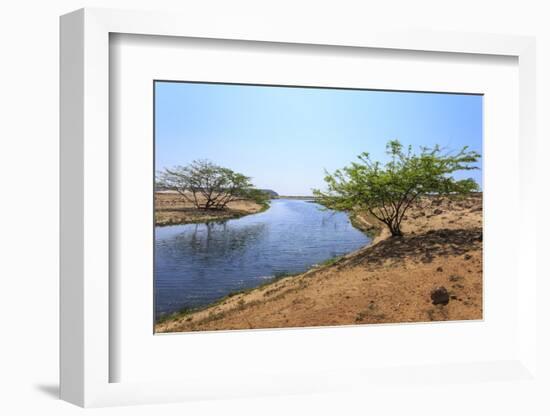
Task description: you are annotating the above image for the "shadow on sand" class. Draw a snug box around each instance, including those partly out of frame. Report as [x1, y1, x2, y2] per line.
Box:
[342, 228, 482, 267]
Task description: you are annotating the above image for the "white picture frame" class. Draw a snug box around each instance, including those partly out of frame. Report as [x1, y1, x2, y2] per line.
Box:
[60, 7, 538, 408]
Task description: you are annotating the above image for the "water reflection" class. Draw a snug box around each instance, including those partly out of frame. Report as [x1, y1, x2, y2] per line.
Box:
[162, 221, 268, 258]
[155, 199, 371, 317]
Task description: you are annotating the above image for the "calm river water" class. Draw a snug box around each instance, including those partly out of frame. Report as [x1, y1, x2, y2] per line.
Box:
[155, 199, 371, 317]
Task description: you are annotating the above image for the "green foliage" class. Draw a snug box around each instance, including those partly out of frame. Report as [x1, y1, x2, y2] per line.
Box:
[319, 255, 343, 267]
[157, 159, 269, 210]
[242, 187, 271, 206]
[313, 140, 480, 236]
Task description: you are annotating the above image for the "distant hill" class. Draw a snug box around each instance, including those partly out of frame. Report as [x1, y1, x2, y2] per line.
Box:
[259, 189, 279, 197]
[156, 186, 279, 198]
[275, 195, 317, 200]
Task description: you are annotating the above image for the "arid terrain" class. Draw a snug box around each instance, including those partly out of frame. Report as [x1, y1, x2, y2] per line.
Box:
[155, 191, 266, 226]
[156, 193, 483, 332]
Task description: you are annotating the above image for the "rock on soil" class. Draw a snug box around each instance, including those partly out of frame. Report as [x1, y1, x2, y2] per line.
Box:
[430, 286, 450, 305]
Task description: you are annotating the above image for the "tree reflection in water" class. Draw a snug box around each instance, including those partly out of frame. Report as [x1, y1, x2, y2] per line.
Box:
[165, 221, 267, 259]
[155, 199, 370, 317]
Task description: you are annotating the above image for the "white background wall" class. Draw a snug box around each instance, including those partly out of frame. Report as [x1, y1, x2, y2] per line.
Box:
[0, 1, 548, 415]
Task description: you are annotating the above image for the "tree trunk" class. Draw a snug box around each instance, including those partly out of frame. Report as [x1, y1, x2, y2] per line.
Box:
[389, 220, 403, 237]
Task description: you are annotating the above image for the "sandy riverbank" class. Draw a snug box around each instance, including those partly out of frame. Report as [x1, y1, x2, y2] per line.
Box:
[156, 193, 483, 332]
[155, 192, 267, 226]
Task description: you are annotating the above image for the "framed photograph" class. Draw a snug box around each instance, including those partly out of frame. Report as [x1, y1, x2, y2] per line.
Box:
[60, 8, 539, 408]
[152, 81, 484, 333]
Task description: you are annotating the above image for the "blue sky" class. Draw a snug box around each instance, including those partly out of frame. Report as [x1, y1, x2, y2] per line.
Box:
[155, 82, 483, 196]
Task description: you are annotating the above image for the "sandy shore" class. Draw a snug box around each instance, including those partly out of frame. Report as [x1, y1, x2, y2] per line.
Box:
[155, 192, 266, 226]
[156, 194, 483, 332]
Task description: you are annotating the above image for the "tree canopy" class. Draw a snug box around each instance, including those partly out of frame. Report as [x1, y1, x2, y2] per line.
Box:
[313, 140, 480, 236]
[157, 160, 269, 210]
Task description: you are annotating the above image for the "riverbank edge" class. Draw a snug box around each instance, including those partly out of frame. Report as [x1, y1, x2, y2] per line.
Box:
[155, 194, 483, 331]
[154, 207, 382, 325]
[155, 269, 301, 325]
[155, 200, 271, 227]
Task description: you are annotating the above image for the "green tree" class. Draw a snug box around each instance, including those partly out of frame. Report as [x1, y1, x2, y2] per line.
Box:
[157, 160, 269, 210]
[313, 140, 480, 237]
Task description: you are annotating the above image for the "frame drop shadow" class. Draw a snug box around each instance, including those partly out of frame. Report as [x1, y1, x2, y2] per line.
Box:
[34, 384, 59, 399]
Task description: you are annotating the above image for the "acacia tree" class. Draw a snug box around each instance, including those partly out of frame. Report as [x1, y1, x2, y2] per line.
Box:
[157, 160, 268, 210]
[313, 140, 480, 237]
